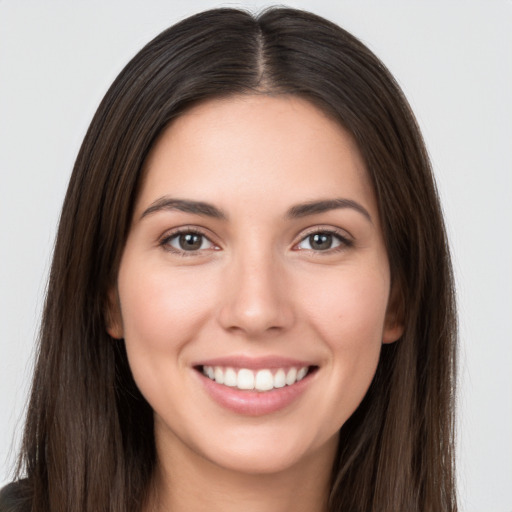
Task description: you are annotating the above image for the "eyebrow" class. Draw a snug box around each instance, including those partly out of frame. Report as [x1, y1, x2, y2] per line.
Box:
[287, 198, 372, 223]
[140, 197, 227, 220]
[140, 196, 372, 223]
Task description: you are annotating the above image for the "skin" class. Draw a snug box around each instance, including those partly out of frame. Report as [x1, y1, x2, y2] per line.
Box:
[108, 95, 403, 512]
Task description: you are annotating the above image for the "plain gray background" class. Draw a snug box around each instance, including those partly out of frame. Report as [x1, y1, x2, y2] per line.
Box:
[1, 1, 511, 511]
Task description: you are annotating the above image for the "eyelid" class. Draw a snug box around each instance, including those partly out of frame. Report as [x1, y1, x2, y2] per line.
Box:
[159, 226, 220, 255]
[157, 224, 353, 256]
[292, 225, 354, 252]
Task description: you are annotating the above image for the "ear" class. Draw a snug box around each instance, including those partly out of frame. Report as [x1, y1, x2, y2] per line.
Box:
[382, 280, 405, 344]
[105, 287, 124, 339]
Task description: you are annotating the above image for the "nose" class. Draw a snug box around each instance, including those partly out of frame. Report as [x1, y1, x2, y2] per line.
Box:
[217, 249, 295, 338]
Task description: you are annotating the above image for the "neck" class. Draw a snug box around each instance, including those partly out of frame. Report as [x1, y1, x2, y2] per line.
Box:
[146, 430, 337, 512]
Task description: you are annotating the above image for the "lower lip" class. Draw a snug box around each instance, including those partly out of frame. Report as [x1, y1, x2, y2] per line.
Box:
[196, 369, 315, 416]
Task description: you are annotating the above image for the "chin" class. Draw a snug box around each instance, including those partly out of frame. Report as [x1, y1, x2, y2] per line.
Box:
[179, 419, 340, 477]
[207, 444, 309, 475]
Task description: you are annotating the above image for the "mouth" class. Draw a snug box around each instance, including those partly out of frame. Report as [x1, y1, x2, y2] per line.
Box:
[196, 364, 318, 392]
[192, 360, 319, 415]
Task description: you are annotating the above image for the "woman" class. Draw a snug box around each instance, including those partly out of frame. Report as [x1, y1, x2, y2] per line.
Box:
[1, 7, 457, 512]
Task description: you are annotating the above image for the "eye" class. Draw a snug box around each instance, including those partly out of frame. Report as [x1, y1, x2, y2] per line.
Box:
[295, 230, 351, 252]
[162, 230, 216, 253]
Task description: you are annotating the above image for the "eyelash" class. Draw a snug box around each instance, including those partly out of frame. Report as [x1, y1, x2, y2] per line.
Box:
[159, 226, 353, 256]
[293, 227, 353, 254]
[159, 227, 218, 256]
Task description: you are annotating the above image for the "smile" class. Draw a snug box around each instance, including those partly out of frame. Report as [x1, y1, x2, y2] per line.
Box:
[194, 360, 318, 416]
[201, 365, 310, 392]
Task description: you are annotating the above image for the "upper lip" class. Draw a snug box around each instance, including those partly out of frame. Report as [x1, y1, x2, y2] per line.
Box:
[192, 355, 318, 370]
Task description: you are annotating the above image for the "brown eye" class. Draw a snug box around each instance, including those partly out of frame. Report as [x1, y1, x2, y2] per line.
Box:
[309, 233, 334, 250]
[296, 231, 349, 252]
[164, 231, 214, 252]
[178, 233, 203, 250]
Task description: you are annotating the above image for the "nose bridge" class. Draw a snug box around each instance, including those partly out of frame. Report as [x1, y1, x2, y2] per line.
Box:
[218, 240, 293, 336]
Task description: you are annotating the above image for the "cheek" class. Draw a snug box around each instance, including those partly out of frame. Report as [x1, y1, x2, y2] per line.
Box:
[119, 262, 215, 342]
[298, 265, 390, 425]
[301, 262, 390, 345]
[116, 260, 219, 391]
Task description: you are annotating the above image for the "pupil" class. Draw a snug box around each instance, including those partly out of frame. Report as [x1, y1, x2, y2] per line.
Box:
[311, 233, 332, 250]
[179, 233, 202, 250]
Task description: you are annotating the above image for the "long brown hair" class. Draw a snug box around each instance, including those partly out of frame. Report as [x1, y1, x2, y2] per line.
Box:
[13, 7, 457, 511]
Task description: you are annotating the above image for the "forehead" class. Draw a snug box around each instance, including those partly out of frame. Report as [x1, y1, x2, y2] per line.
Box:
[137, 94, 377, 219]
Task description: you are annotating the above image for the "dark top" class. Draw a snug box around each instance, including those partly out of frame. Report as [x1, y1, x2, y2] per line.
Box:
[0, 481, 30, 512]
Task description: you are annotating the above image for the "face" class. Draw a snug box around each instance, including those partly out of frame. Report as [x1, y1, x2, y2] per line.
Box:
[108, 95, 403, 476]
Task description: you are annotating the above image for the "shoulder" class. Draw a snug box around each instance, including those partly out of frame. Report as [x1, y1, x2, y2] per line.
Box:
[0, 481, 31, 512]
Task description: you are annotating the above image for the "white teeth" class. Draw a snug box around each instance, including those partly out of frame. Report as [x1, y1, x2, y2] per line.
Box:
[285, 367, 297, 386]
[274, 369, 286, 388]
[214, 366, 224, 384]
[255, 369, 274, 391]
[237, 369, 255, 390]
[202, 365, 310, 392]
[296, 367, 308, 381]
[224, 367, 237, 387]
